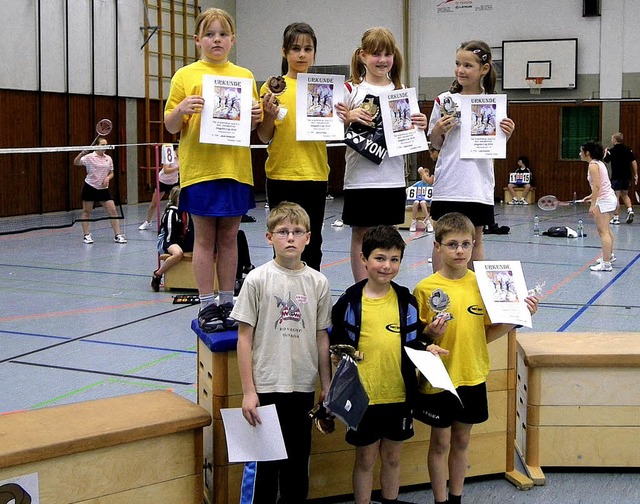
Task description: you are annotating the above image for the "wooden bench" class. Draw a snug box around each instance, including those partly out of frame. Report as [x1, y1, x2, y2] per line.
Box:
[516, 332, 640, 485]
[0, 390, 211, 503]
[195, 326, 530, 503]
[503, 186, 536, 204]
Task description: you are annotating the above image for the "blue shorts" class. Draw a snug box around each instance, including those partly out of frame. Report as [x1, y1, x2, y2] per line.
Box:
[179, 179, 254, 217]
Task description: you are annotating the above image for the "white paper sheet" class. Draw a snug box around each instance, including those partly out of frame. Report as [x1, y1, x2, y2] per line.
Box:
[0, 472, 40, 503]
[473, 260, 533, 327]
[404, 347, 461, 404]
[296, 73, 344, 141]
[199, 75, 253, 147]
[379, 87, 429, 158]
[220, 405, 288, 463]
[459, 94, 507, 159]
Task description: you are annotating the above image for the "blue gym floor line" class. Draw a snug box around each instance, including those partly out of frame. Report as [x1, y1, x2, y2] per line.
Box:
[557, 252, 640, 332]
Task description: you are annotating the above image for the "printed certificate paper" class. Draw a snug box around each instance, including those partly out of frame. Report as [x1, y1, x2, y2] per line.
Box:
[473, 260, 533, 327]
[200, 75, 253, 147]
[296, 73, 344, 141]
[460, 94, 507, 159]
[379, 87, 428, 157]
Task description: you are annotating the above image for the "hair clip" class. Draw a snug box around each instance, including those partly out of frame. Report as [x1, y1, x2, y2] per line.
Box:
[472, 48, 489, 62]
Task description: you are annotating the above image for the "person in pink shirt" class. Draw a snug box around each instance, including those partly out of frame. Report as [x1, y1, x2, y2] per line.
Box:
[74, 137, 127, 244]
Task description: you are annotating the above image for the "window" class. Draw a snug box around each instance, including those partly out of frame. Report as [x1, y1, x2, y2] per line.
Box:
[561, 106, 600, 159]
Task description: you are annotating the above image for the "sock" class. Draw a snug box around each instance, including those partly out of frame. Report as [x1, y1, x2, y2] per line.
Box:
[434, 500, 448, 504]
[199, 293, 216, 310]
[219, 290, 234, 305]
[381, 498, 397, 504]
[448, 494, 461, 504]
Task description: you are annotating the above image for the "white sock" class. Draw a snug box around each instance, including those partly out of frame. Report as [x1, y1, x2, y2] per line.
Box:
[219, 290, 234, 305]
[199, 293, 216, 310]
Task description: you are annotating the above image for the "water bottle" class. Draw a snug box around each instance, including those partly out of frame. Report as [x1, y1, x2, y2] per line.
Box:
[577, 219, 584, 237]
[533, 215, 540, 236]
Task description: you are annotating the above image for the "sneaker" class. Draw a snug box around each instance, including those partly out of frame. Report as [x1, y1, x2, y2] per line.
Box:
[326, 194, 334, 200]
[508, 198, 518, 205]
[198, 304, 224, 333]
[138, 221, 153, 230]
[83, 233, 94, 244]
[151, 272, 161, 292]
[426, 220, 434, 233]
[520, 198, 529, 205]
[597, 254, 617, 264]
[114, 234, 127, 244]
[626, 210, 634, 224]
[409, 219, 417, 232]
[590, 261, 612, 272]
[219, 302, 238, 330]
[331, 219, 344, 227]
[610, 216, 620, 225]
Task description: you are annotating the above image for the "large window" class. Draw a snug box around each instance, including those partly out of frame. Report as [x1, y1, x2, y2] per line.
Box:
[561, 106, 600, 159]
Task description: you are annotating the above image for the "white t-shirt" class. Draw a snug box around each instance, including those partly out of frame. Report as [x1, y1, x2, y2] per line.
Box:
[343, 81, 405, 190]
[231, 260, 332, 394]
[428, 91, 495, 205]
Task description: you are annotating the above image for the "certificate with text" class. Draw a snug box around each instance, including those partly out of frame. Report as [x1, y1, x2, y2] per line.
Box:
[473, 260, 532, 327]
[199, 75, 253, 147]
[296, 73, 344, 141]
[460, 94, 507, 159]
[380, 87, 428, 158]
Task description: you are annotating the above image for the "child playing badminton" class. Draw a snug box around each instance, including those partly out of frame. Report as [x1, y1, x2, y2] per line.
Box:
[164, 8, 261, 332]
[74, 137, 127, 244]
[139, 145, 180, 230]
[427, 41, 515, 272]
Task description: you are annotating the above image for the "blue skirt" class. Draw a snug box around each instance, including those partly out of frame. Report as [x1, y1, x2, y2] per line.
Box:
[179, 179, 255, 217]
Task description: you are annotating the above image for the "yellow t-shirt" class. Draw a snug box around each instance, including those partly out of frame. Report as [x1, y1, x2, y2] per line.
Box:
[357, 288, 406, 404]
[260, 76, 329, 181]
[164, 60, 259, 188]
[413, 271, 491, 394]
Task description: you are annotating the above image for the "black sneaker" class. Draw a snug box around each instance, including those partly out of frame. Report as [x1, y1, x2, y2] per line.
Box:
[219, 302, 239, 330]
[151, 272, 162, 292]
[198, 304, 224, 333]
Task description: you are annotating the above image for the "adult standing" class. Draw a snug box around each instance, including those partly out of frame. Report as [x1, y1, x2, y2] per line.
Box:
[603, 132, 637, 224]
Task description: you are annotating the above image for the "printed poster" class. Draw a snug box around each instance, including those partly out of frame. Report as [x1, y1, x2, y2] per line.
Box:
[296, 73, 344, 141]
[460, 94, 507, 159]
[473, 260, 533, 328]
[199, 75, 253, 147]
[379, 87, 429, 158]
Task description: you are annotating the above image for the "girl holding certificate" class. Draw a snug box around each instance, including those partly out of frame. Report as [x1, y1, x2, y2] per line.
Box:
[427, 41, 515, 272]
[164, 8, 261, 333]
[335, 27, 428, 282]
[258, 22, 328, 271]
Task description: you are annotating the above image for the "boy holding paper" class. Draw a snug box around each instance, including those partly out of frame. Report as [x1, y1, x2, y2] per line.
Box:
[413, 212, 539, 504]
[331, 225, 446, 504]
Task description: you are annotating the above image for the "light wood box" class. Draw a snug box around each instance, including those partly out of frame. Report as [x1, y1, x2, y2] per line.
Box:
[198, 328, 530, 503]
[503, 186, 536, 204]
[516, 332, 640, 485]
[0, 390, 211, 503]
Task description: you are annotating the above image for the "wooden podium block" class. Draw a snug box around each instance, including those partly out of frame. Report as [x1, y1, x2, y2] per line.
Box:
[0, 391, 210, 504]
[161, 253, 219, 291]
[195, 327, 529, 503]
[516, 332, 640, 484]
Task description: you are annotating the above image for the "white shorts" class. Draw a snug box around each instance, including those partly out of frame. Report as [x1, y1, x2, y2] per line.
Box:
[596, 193, 617, 213]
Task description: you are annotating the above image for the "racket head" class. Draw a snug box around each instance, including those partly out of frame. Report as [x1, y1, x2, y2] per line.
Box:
[95, 119, 113, 136]
[537, 194, 559, 211]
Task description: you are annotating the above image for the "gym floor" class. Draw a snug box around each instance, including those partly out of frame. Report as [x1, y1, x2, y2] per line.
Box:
[1, 197, 638, 503]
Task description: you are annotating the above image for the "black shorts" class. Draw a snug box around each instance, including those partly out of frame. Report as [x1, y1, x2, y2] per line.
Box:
[342, 187, 406, 227]
[611, 179, 630, 191]
[159, 181, 179, 193]
[345, 402, 414, 446]
[430, 201, 494, 227]
[412, 382, 488, 428]
[81, 183, 112, 203]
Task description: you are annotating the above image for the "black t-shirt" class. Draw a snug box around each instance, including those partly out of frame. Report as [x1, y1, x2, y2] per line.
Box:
[604, 144, 636, 181]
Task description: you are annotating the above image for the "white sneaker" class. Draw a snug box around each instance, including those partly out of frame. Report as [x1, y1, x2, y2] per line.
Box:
[520, 198, 529, 205]
[114, 234, 127, 244]
[331, 219, 343, 227]
[83, 233, 94, 244]
[610, 216, 620, 225]
[426, 220, 434, 233]
[326, 194, 334, 200]
[626, 210, 634, 224]
[597, 254, 617, 263]
[138, 221, 153, 230]
[590, 261, 612, 272]
[508, 198, 518, 205]
[409, 219, 417, 232]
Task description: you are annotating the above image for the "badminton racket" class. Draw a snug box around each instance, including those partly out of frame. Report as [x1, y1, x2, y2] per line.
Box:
[537, 194, 585, 211]
[91, 119, 113, 145]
